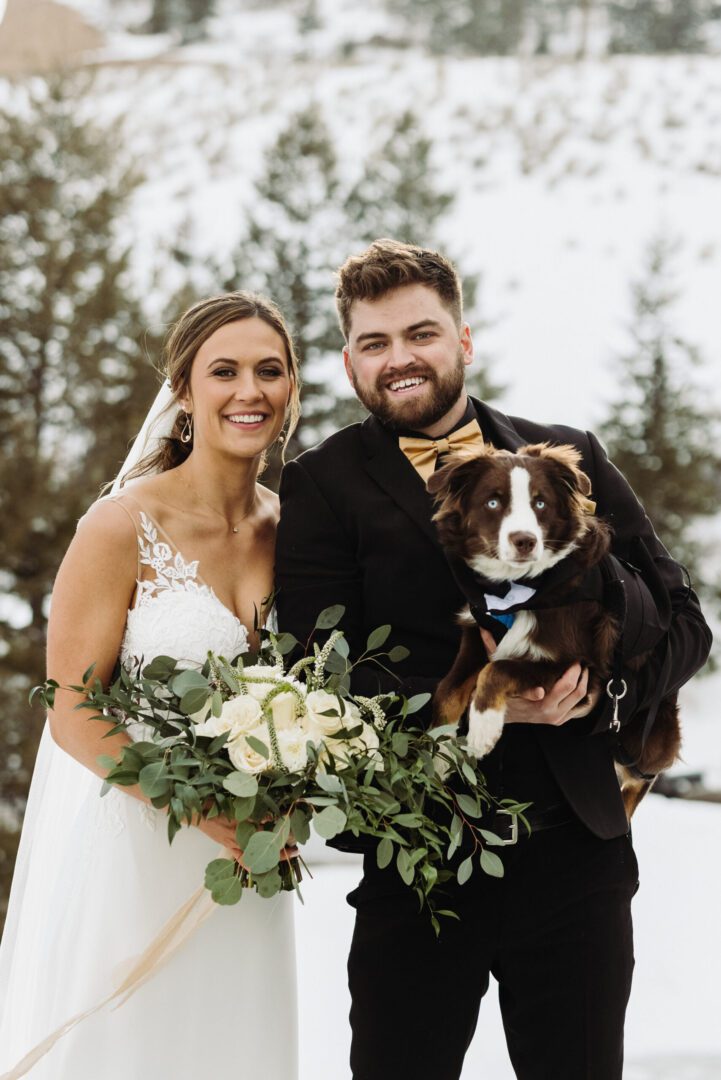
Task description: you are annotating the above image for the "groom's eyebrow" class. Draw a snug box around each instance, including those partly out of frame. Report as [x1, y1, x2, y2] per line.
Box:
[354, 319, 442, 344]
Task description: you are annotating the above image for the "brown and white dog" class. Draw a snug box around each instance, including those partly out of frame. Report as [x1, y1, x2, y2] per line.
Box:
[428, 442, 680, 818]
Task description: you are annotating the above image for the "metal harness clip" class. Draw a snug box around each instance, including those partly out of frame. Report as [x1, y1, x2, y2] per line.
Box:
[606, 678, 628, 733]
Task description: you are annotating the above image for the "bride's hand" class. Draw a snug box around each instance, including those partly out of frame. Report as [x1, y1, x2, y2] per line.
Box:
[195, 813, 247, 865]
[195, 814, 298, 866]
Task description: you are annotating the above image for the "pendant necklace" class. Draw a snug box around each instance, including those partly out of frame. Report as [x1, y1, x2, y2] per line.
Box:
[186, 483, 256, 534]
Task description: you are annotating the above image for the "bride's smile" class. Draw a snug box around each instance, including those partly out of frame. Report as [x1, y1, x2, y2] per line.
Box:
[182, 317, 293, 458]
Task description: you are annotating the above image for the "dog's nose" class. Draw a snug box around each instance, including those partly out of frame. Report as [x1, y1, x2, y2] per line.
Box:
[509, 532, 537, 557]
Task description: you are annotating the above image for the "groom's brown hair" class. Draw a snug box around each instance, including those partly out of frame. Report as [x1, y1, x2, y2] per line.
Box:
[335, 238, 463, 340]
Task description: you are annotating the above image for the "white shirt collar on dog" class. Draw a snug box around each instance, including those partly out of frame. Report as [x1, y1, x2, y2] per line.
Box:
[484, 582, 537, 611]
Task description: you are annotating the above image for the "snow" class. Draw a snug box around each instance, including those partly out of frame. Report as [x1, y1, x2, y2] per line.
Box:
[297, 796, 721, 1079]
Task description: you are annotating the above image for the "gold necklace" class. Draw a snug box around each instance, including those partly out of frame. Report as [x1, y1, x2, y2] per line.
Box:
[186, 483, 256, 534]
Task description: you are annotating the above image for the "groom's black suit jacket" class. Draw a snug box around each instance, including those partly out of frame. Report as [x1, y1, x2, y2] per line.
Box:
[275, 397, 712, 839]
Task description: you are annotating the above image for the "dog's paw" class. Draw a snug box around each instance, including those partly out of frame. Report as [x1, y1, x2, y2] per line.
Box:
[465, 703, 505, 759]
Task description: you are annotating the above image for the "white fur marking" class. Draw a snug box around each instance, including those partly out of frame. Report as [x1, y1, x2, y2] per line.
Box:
[467, 703, 505, 758]
[457, 605, 476, 626]
[493, 611, 553, 660]
[470, 533, 582, 582]
[499, 468, 542, 562]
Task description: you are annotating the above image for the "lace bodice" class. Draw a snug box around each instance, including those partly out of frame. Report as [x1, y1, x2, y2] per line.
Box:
[119, 511, 251, 738]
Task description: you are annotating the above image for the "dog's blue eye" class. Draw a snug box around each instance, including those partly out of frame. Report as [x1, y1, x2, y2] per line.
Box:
[534, 499, 545, 510]
[486, 498, 500, 509]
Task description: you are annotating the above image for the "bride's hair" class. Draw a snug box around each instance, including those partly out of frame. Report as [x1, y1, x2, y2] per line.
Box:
[125, 291, 301, 481]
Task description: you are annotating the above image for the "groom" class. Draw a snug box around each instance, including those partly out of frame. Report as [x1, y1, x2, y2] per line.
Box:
[275, 239, 711, 1079]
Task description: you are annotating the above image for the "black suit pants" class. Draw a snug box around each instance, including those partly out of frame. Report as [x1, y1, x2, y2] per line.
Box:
[347, 820, 639, 1080]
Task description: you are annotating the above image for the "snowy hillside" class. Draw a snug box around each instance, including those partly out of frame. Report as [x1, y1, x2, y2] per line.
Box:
[20, 0, 721, 433]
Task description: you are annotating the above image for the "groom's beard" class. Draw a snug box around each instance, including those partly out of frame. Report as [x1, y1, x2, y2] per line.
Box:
[350, 347, 467, 432]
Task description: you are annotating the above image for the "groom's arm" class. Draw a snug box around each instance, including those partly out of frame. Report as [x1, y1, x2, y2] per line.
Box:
[583, 429, 712, 733]
[275, 455, 438, 703]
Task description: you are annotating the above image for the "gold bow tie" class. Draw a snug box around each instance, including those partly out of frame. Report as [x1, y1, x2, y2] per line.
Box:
[398, 418, 485, 483]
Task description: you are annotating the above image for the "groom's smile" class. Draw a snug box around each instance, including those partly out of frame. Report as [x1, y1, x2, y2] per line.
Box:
[343, 283, 474, 436]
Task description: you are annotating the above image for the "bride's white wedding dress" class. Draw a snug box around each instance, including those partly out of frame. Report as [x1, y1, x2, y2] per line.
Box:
[0, 502, 298, 1078]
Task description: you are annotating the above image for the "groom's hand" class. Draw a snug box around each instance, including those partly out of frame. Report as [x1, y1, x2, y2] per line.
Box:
[478, 628, 600, 726]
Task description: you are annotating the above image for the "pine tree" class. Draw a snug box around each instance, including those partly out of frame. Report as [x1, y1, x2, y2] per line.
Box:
[220, 105, 352, 481]
[599, 236, 721, 604]
[608, 0, 710, 53]
[146, 0, 216, 38]
[0, 77, 160, 927]
[388, 0, 529, 55]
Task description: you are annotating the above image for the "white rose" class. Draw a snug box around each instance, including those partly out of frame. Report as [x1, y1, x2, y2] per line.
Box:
[227, 723, 272, 774]
[275, 727, 309, 773]
[270, 691, 298, 731]
[240, 664, 282, 702]
[306, 689, 354, 738]
[329, 722, 383, 772]
[193, 694, 262, 739]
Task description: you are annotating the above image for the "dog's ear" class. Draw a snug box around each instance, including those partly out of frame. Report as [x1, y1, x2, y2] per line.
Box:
[426, 449, 496, 502]
[520, 442, 592, 497]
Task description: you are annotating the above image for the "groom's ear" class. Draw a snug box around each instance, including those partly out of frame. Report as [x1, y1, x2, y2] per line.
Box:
[342, 346, 355, 390]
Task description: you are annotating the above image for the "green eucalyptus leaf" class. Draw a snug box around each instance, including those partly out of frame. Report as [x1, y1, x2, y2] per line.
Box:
[179, 688, 212, 716]
[406, 693, 432, 715]
[315, 771, 343, 794]
[455, 793, 482, 818]
[480, 849, 505, 878]
[97, 754, 119, 772]
[479, 829, 506, 847]
[138, 762, 171, 799]
[245, 735, 270, 759]
[170, 669, 210, 696]
[274, 632, 299, 655]
[205, 858, 236, 885]
[387, 645, 410, 663]
[312, 805, 347, 840]
[142, 655, 178, 679]
[315, 605, 345, 630]
[211, 875, 243, 905]
[289, 809, 311, 845]
[235, 820, 257, 849]
[391, 732, 409, 757]
[223, 772, 259, 798]
[242, 829, 282, 874]
[461, 761, 478, 787]
[232, 795, 258, 821]
[457, 856, 473, 886]
[376, 836, 393, 869]
[366, 625, 391, 650]
[395, 847, 414, 886]
[255, 867, 282, 898]
[334, 636, 350, 659]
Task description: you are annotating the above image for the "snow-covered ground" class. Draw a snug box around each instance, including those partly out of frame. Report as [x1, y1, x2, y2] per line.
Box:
[297, 796, 721, 1079]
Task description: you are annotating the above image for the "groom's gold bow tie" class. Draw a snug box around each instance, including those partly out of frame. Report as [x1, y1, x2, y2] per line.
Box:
[398, 418, 485, 483]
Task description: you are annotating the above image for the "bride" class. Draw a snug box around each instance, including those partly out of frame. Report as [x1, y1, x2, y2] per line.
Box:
[0, 292, 302, 1077]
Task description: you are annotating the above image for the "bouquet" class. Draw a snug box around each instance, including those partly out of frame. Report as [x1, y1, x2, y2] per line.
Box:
[34, 606, 529, 933]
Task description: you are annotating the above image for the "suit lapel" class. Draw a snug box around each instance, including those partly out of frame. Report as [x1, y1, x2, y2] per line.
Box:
[470, 397, 527, 452]
[360, 416, 444, 550]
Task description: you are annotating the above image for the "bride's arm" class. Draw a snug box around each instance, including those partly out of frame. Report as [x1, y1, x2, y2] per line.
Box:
[46, 500, 245, 858]
[47, 500, 140, 773]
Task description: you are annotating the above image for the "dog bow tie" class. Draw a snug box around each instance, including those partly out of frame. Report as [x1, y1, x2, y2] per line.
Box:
[398, 419, 485, 483]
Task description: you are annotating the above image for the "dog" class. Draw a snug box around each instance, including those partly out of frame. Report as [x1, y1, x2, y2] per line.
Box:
[428, 441, 681, 818]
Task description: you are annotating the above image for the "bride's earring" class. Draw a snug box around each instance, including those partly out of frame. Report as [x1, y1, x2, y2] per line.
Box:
[180, 413, 193, 444]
